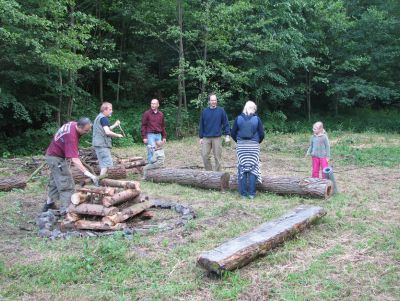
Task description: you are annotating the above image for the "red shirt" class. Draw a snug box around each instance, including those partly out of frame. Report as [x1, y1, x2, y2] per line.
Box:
[141, 109, 167, 139]
[46, 122, 80, 158]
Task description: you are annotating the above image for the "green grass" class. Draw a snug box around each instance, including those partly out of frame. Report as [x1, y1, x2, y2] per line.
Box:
[1, 131, 399, 300]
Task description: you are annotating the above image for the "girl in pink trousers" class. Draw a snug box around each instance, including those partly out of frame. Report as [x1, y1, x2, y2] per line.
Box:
[305, 121, 330, 178]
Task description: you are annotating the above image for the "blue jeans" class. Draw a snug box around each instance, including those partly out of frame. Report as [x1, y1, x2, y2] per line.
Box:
[146, 133, 162, 162]
[238, 171, 257, 197]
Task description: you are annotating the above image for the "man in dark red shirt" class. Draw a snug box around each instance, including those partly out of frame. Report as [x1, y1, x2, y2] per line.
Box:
[43, 117, 98, 214]
[141, 99, 167, 162]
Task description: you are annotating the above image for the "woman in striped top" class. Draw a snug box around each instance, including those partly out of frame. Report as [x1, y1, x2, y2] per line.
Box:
[231, 101, 265, 199]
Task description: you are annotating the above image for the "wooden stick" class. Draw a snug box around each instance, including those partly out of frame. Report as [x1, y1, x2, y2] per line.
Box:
[118, 124, 126, 137]
[27, 161, 46, 182]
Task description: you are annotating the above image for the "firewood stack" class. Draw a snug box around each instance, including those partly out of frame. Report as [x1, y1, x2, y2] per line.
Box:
[71, 148, 146, 183]
[64, 178, 153, 231]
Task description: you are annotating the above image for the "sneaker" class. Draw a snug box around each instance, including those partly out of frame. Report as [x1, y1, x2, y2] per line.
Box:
[248, 195, 255, 200]
[42, 202, 58, 212]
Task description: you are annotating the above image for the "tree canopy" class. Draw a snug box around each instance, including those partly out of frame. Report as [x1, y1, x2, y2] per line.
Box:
[1, 0, 399, 154]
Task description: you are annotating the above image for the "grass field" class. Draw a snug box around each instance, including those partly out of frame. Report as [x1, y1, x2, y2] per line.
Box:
[0, 132, 399, 301]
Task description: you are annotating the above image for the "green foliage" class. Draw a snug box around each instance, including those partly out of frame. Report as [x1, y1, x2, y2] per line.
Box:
[1, 0, 399, 154]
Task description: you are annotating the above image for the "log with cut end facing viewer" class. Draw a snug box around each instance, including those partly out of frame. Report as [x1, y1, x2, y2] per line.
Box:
[144, 168, 230, 190]
[197, 205, 327, 275]
[229, 175, 333, 199]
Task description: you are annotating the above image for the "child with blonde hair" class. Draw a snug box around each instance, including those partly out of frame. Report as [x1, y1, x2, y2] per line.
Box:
[305, 121, 330, 178]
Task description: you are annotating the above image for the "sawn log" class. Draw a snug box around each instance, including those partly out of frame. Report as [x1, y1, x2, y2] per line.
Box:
[74, 220, 126, 231]
[69, 203, 118, 216]
[103, 200, 152, 224]
[197, 205, 326, 275]
[144, 168, 230, 190]
[102, 189, 140, 207]
[100, 179, 140, 190]
[229, 175, 333, 199]
[0, 176, 27, 191]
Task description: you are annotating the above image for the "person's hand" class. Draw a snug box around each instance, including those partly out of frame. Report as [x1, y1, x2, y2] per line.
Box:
[162, 138, 166, 144]
[143, 138, 148, 144]
[84, 171, 99, 186]
[114, 120, 121, 127]
[117, 133, 123, 138]
[199, 138, 203, 144]
[225, 135, 231, 143]
[327, 158, 330, 163]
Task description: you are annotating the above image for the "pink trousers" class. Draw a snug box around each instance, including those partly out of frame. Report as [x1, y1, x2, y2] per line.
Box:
[312, 157, 329, 178]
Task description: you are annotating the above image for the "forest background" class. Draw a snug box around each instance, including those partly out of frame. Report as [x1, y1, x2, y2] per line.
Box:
[1, 0, 399, 156]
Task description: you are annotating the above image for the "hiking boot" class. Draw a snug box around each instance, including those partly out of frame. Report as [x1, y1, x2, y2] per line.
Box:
[42, 202, 58, 212]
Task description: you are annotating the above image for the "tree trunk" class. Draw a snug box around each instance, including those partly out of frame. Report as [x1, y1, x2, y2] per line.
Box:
[69, 203, 118, 216]
[198, 206, 326, 275]
[0, 176, 27, 191]
[306, 70, 311, 121]
[99, 67, 104, 103]
[57, 70, 63, 127]
[123, 160, 146, 168]
[145, 168, 230, 190]
[116, 156, 144, 163]
[104, 200, 152, 224]
[229, 175, 333, 199]
[74, 220, 126, 231]
[102, 189, 140, 207]
[100, 179, 140, 190]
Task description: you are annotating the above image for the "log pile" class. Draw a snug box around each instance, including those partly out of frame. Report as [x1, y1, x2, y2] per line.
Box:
[65, 179, 153, 231]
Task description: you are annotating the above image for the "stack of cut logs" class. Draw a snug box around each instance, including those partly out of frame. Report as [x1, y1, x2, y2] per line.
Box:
[65, 178, 153, 231]
[72, 148, 146, 183]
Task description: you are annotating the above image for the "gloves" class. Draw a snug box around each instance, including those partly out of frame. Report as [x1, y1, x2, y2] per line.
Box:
[84, 170, 99, 186]
[225, 135, 231, 143]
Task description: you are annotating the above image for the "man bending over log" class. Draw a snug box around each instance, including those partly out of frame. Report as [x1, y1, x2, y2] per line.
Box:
[92, 102, 123, 176]
[43, 117, 98, 214]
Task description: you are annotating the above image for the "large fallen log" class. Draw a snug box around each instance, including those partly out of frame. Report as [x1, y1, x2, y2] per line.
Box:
[124, 160, 146, 168]
[145, 168, 230, 190]
[229, 175, 333, 199]
[103, 200, 152, 224]
[197, 205, 326, 275]
[100, 179, 140, 190]
[74, 220, 126, 231]
[117, 156, 144, 164]
[0, 176, 27, 191]
[102, 189, 140, 207]
[71, 165, 127, 183]
[69, 204, 118, 216]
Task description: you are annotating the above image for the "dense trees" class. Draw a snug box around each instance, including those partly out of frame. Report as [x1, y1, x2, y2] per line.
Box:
[0, 0, 399, 154]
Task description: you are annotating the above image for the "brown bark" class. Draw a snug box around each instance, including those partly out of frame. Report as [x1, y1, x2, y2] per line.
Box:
[100, 179, 140, 190]
[106, 201, 152, 224]
[0, 176, 27, 191]
[116, 157, 144, 164]
[124, 160, 146, 168]
[145, 168, 230, 190]
[69, 204, 118, 216]
[229, 175, 333, 199]
[93, 165, 127, 179]
[76, 187, 116, 197]
[102, 189, 140, 207]
[197, 206, 326, 275]
[74, 220, 126, 231]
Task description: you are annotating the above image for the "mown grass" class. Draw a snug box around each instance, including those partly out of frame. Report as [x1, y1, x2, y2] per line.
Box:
[0, 132, 399, 300]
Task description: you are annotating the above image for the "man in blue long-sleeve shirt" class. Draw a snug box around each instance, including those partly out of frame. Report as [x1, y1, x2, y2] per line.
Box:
[199, 94, 231, 171]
